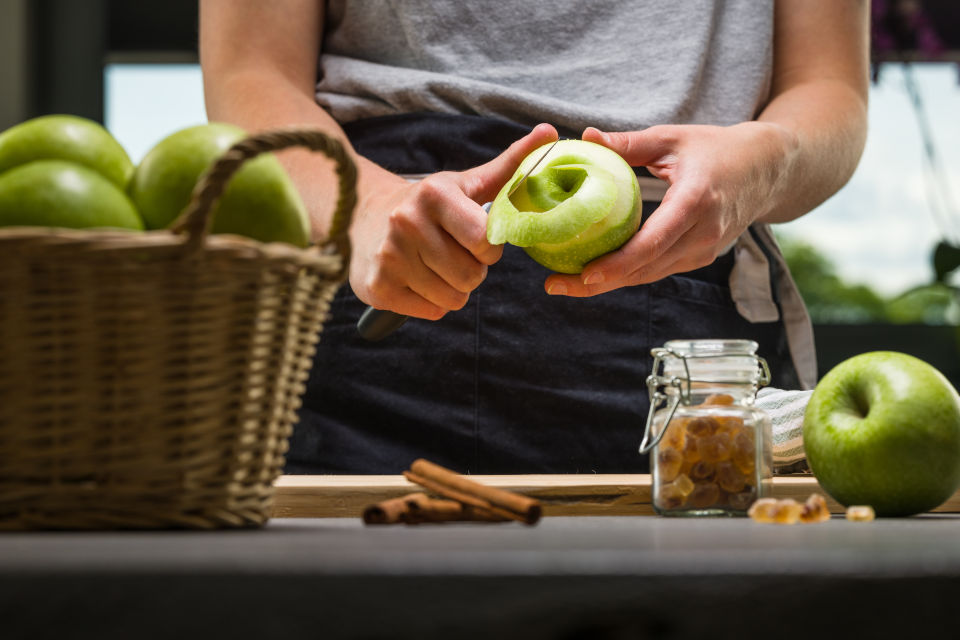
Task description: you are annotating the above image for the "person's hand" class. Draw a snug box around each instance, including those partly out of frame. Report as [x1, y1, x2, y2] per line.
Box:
[544, 122, 797, 297]
[350, 123, 558, 319]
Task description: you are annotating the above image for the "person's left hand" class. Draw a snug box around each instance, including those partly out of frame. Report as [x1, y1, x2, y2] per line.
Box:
[544, 122, 797, 297]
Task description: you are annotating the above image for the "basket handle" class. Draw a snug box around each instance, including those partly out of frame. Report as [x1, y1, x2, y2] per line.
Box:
[170, 128, 358, 276]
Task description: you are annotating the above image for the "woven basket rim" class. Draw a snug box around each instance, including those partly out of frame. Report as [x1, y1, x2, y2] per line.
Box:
[0, 225, 341, 269]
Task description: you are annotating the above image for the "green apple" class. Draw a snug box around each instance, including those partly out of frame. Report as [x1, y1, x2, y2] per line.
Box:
[486, 139, 641, 274]
[803, 351, 960, 517]
[0, 160, 143, 231]
[128, 123, 311, 247]
[0, 115, 134, 188]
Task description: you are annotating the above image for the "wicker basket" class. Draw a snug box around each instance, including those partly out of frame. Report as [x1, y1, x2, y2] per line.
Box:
[0, 129, 356, 529]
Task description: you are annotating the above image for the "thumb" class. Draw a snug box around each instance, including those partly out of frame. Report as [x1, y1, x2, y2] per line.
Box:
[582, 125, 676, 167]
[457, 123, 559, 204]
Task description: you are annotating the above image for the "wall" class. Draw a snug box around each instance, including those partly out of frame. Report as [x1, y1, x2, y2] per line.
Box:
[0, 0, 30, 129]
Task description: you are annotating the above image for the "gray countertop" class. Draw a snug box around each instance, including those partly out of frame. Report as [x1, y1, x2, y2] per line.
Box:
[2, 516, 958, 639]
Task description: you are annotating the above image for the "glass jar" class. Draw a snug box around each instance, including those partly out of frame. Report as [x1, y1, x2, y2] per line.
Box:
[640, 339, 773, 516]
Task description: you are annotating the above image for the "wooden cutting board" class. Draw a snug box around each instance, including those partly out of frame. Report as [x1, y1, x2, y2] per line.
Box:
[271, 474, 960, 518]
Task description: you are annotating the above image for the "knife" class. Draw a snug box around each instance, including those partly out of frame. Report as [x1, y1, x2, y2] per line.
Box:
[357, 140, 559, 341]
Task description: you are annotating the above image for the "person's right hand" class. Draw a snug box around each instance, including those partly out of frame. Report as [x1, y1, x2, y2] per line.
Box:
[348, 123, 558, 320]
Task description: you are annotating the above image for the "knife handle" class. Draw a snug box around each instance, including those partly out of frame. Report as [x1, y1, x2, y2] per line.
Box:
[357, 307, 409, 341]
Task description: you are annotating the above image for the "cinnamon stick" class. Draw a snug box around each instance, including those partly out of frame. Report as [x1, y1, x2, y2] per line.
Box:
[402, 471, 521, 522]
[363, 494, 416, 524]
[362, 492, 510, 525]
[404, 459, 542, 525]
[405, 494, 510, 524]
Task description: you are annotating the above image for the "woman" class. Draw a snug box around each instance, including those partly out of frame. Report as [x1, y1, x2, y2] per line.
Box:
[199, 0, 869, 474]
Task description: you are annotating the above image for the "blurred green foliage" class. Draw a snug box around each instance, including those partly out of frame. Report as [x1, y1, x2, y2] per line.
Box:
[776, 234, 960, 325]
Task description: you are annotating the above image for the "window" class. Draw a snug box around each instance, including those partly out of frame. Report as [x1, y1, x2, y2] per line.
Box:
[777, 63, 960, 324]
[104, 63, 206, 163]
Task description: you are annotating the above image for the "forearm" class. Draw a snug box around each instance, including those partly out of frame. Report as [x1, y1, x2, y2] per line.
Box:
[751, 0, 869, 225]
[203, 68, 405, 240]
[754, 79, 868, 224]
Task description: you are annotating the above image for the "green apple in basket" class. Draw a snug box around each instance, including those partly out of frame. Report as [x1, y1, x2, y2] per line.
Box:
[0, 160, 143, 231]
[128, 123, 311, 247]
[803, 351, 960, 517]
[0, 114, 142, 231]
[0, 114, 134, 188]
[486, 139, 641, 274]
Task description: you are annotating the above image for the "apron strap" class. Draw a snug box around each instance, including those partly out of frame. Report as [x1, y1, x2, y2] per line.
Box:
[731, 224, 818, 390]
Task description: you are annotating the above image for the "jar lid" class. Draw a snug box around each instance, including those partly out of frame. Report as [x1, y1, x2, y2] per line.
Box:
[659, 339, 764, 385]
[663, 338, 758, 356]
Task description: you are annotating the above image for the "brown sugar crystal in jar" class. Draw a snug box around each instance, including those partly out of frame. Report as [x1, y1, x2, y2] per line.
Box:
[641, 340, 773, 517]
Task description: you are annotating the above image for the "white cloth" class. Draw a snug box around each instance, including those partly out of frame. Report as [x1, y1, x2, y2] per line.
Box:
[755, 387, 814, 473]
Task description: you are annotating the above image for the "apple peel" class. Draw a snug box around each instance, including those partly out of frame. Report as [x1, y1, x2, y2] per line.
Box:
[486, 140, 641, 274]
[487, 164, 617, 246]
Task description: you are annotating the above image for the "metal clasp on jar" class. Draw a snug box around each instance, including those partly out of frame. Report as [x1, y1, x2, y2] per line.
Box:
[639, 346, 771, 455]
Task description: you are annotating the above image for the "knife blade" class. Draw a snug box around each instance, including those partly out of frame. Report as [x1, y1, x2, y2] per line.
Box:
[357, 140, 559, 341]
[506, 139, 559, 198]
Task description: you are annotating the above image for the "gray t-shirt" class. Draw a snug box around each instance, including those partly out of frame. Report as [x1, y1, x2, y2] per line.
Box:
[316, 0, 774, 132]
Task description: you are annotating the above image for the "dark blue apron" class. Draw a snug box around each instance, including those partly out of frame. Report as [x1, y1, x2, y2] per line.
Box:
[286, 114, 800, 475]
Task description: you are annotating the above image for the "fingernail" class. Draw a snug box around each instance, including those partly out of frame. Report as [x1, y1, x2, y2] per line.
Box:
[583, 271, 604, 285]
[547, 282, 567, 296]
